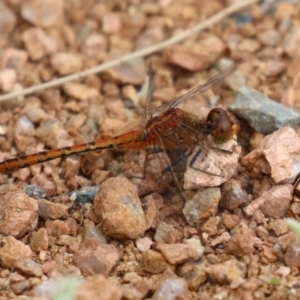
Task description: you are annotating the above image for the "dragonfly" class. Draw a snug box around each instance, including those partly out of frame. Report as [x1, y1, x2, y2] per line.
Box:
[0, 62, 240, 189]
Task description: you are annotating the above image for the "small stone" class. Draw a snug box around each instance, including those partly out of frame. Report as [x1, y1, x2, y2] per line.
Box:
[275, 266, 291, 277]
[51, 52, 83, 76]
[25, 107, 49, 124]
[9, 273, 31, 295]
[0, 236, 32, 268]
[1, 48, 28, 69]
[154, 222, 183, 243]
[143, 193, 164, 230]
[74, 239, 120, 277]
[278, 232, 299, 251]
[183, 187, 221, 226]
[284, 27, 300, 58]
[156, 242, 198, 265]
[225, 223, 255, 257]
[135, 237, 152, 252]
[205, 259, 247, 284]
[94, 177, 146, 240]
[140, 250, 170, 274]
[22, 28, 58, 61]
[37, 199, 68, 220]
[219, 179, 249, 210]
[163, 36, 226, 71]
[102, 13, 121, 34]
[211, 232, 231, 247]
[14, 257, 43, 277]
[102, 57, 147, 85]
[284, 245, 300, 269]
[0, 3, 16, 35]
[0, 69, 17, 92]
[268, 219, 289, 236]
[45, 220, 70, 237]
[259, 185, 293, 218]
[183, 237, 204, 260]
[221, 213, 240, 230]
[201, 216, 220, 236]
[259, 29, 281, 47]
[152, 277, 193, 300]
[82, 34, 108, 58]
[238, 39, 261, 53]
[76, 275, 122, 300]
[30, 228, 49, 252]
[264, 60, 286, 77]
[20, 0, 64, 28]
[70, 186, 100, 205]
[63, 83, 99, 101]
[0, 186, 38, 237]
[230, 87, 300, 135]
[177, 261, 207, 291]
[83, 220, 107, 244]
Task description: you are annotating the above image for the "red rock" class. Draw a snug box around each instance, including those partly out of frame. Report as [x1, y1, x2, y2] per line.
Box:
[74, 239, 120, 276]
[205, 259, 247, 284]
[30, 228, 49, 251]
[22, 28, 58, 61]
[45, 220, 70, 237]
[225, 223, 256, 257]
[140, 250, 170, 274]
[284, 245, 300, 269]
[0, 186, 38, 237]
[156, 242, 198, 265]
[20, 0, 64, 28]
[14, 257, 43, 277]
[0, 3, 16, 35]
[154, 222, 183, 243]
[0, 236, 32, 268]
[9, 272, 31, 295]
[268, 219, 289, 236]
[143, 193, 164, 230]
[264, 60, 286, 77]
[76, 274, 122, 300]
[94, 177, 146, 240]
[0, 69, 17, 92]
[51, 52, 83, 76]
[102, 13, 121, 34]
[37, 199, 68, 220]
[201, 216, 220, 236]
[221, 213, 240, 230]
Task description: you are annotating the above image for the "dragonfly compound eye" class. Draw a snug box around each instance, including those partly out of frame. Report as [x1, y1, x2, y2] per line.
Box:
[206, 108, 239, 144]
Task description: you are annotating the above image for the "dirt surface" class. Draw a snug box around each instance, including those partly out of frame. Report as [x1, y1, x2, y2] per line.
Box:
[1, 0, 300, 299]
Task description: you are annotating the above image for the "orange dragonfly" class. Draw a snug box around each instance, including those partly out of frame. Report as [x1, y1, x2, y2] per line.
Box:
[0, 62, 240, 187]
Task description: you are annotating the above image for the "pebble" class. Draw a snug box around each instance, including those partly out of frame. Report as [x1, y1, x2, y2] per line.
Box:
[0, 236, 32, 268]
[225, 223, 256, 257]
[268, 219, 289, 236]
[82, 33, 108, 58]
[0, 3, 16, 35]
[50, 52, 83, 76]
[154, 222, 183, 243]
[9, 272, 31, 295]
[94, 177, 146, 240]
[283, 27, 300, 58]
[30, 228, 49, 252]
[284, 245, 300, 269]
[238, 38, 261, 53]
[1, 48, 28, 69]
[219, 179, 249, 210]
[74, 239, 120, 276]
[152, 277, 193, 300]
[241, 128, 300, 184]
[0, 186, 38, 237]
[22, 28, 58, 61]
[183, 187, 221, 226]
[259, 185, 293, 218]
[205, 259, 247, 284]
[76, 275, 122, 300]
[102, 13, 121, 34]
[143, 193, 164, 230]
[259, 29, 281, 46]
[0, 69, 17, 92]
[183, 237, 204, 260]
[102, 57, 147, 85]
[83, 220, 107, 244]
[26, 107, 49, 124]
[230, 87, 300, 134]
[264, 60, 286, 77]
[156, 242, 198, 265]
[45, 220, 70, 237]
[140, 250, 170, 274]
[14, 257, 43, 277]
[135, 237, 152, 252]
[63, 82, 100, 101]
[37, 199, 68, 220]
[20, 0, 64, 28]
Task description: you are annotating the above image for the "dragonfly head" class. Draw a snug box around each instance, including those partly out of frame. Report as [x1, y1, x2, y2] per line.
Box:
[206, 108, 239, 144]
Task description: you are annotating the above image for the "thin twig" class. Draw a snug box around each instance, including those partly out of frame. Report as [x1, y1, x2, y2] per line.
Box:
[0, 0, 259, 102]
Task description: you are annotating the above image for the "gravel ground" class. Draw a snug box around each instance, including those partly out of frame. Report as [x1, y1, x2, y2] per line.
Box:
[1, 0, 300, 299]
